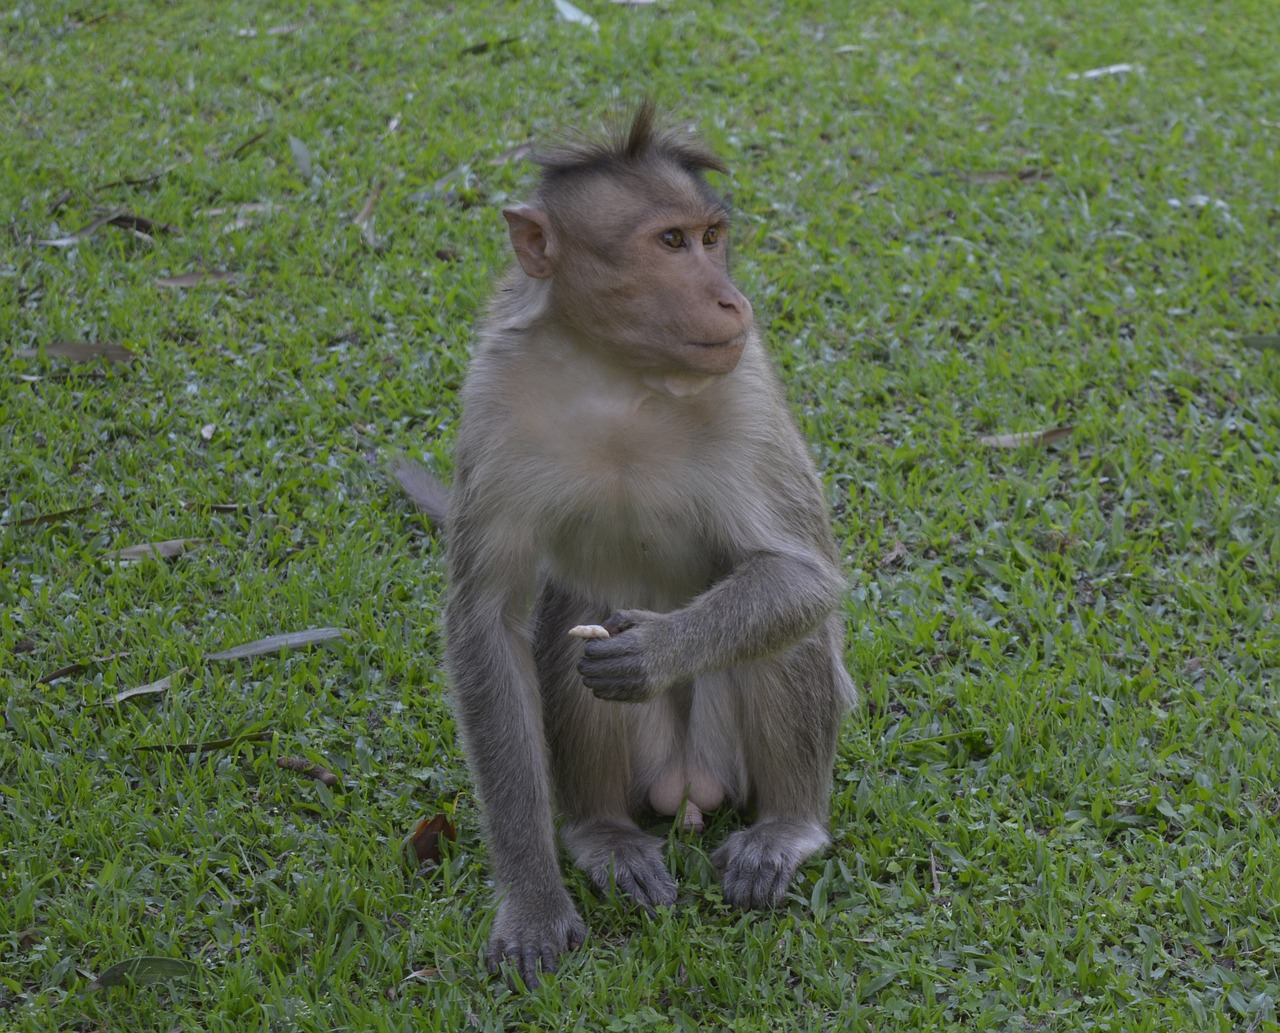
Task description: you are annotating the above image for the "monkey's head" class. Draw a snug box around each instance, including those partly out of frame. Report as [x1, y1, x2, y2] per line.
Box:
[502, 101, 754, 380]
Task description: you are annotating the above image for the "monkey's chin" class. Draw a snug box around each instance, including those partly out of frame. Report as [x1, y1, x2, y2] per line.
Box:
[644, 372, 715, 397]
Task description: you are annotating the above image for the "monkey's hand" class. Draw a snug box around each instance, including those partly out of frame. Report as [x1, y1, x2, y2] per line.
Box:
[576, 610, 685, 702]
[487, 891, 587, 991]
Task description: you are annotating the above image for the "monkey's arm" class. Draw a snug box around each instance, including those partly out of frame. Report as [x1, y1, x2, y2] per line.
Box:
[444, 494, 586, 987]
[578, 541, 844, 702]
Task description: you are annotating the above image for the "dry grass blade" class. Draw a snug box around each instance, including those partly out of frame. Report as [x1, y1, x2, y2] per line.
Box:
[228, 128, 269, 159]
[277, 756, 340, 786]
[36, 206, 129, 247]
[1241, 335, 1280, 351]
[205, 627, 353, 661]
[47, 187, 74, 215]
[17, 341, 135, 363]
[38, 651, 129, 684]
[978, 426, 1075, 449]
[104, 538, 204, 562]
[156, 271, 241, 288]
[490, 142, 535, 166]
[460, 36, 521, 55]
[97, 159, 191, 189]
[92, 668, 187, 707]
[138, 730, 273, 754]
[88, 956, 202, 991]
[352, 182, 384, 228]
[407, 813, 457, 864]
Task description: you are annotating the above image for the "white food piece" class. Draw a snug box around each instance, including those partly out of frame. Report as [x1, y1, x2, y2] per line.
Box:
[568, 624, 610, 639]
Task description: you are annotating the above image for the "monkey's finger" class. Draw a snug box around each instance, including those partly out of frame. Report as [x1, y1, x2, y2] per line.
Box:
[601, 612, 638, 636]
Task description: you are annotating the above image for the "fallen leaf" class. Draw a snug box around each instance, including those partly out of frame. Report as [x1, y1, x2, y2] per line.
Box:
[37, 652, 129, 684]
[978, 426, 1075, 449]
[197, 202, 274, 219]
[36, 207, 129, 247]
[180, 499, 264, 513]
[289, 135, 313, 181]
[489, 142, 535, 166]
[236, 23, 303, 37]
[460, 36, 521, 55]
[879, 540, 908, 568]
[156, 271, 241, 288]
[553, 0, 599, 30]
[408, 813, 457, 864]
[1241, 335, 1280, 351]
[15, 639, 36, 654]
[228, 128, 269, 159]
[200, 423, 216, 441]
[98, 159, 191, 189]
[277, 756, 339, 786]
[9, 503, 98, 527]
[17, 341, 135, 363]
[205, 627, 353, 661]
[16, 928, 40, 948]
[108, 212, 179, 237]
[88, 956, 202, 991]
[104, 538, 204, 562]
[1067, 63, 1142, 80]
[402, 967, 441, 982]
[434, 247, 460, 263]
[352, 182, 384, 228]
[91, 669, 186, 707]
[138, 730, 273, 754]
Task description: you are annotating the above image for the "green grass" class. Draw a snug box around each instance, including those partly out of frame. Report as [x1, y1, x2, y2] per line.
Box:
[3, 0, 1279, 1029]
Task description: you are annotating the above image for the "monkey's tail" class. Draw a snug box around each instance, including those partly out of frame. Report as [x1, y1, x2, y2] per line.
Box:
[388, 455, 449, 531]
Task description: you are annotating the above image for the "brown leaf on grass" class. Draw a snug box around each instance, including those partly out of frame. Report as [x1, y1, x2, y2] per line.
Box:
[978, 426, 1075, 449]
[15, 639, 36, 654]
[460, 36, 521, 55]
[879, 539, 908, 569]
[277, 756, 339, 787]
[16, 928, 41, 949]
[288, 135, 313, 181]
[408, 813, 457, 864]
[38, 652, 129, 684]
[489, 142, 535, 166]
[402, 967, 441, 982]
[9, 503, 98, 526]
[205, 627, 353, 661]
[91, 668, 186, 708]
[47, 188, 74, 216]
[88, 956, 202, 991]
[36, 207, 129, 247]
[17, 341, 135, 363]
[138, 730, 273, 754]
[108, 212, 180, 237]
[352, 182, 384, 228]
[156, 270, 241, 288]
[104, 538, 205, 562]
[1241, 335, 1280, 351]
[228, 128, 269, 159]
[98, 159, 191, 190]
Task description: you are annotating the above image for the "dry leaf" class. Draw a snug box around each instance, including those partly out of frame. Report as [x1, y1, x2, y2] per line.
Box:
[108, 212, 179, 237]
[1067, 63, 1142, 80]
[490, 142, 535, 166]
[36, 207, 129, 247]
[205, 627, 352, 661]
[228, 128, 269, 159]
[92, 669, 186, 707]
[156, 271, 241, 288]
[553, 0, 599, 30]
[47, 188, 74, 216]
[138, 730, 273, 754]
[180, 499, 263, 513]
[17, 341, 135, 363]
[352, 182, 384, 227]
[98, 159, 191, 189]
[402, 967, 441, 982]
[978, 426, 1075, 449]
[289, 135, 313, 181]
[9, 503, 98, 527]
[408, 813, 457, 864]
[38, 651, 128, 684]
[277, 756, 339, 786]
[15, 639, 36, 654]
[89, 956, 202, 991]
[460, 36, 521, 55]
[879, 540, 908, 568]
[104, 538, 204, 562]
[200, 423, 216, 441]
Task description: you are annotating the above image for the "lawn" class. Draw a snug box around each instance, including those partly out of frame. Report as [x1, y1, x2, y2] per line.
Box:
[3, 0, 1279, 1029]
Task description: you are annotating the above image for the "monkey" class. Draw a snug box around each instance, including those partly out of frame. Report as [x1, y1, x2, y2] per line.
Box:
[400, 101, 856, 990]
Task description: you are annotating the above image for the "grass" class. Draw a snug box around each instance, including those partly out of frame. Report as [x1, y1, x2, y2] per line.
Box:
[2, 0, 1279, 1029]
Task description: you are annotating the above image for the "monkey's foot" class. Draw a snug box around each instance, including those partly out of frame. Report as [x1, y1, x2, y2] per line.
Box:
[563, 821, 678, 909]
[486, 890, 587, 991]
[712, 819, 830, 910]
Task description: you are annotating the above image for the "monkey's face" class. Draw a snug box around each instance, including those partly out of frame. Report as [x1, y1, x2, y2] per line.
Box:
[539, 172, 755, 378]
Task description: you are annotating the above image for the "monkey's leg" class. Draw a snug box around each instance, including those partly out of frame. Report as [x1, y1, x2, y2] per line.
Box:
[712, 631, 845, 909]
[534, 585, 679, 909]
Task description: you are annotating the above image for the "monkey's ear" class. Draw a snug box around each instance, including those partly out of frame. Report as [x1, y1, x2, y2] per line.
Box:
[503, 206, 557, 279]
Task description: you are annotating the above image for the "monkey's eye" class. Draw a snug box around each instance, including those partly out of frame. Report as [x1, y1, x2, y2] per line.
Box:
[702, 225, 721, 247]
[660, 229, 686, 249]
